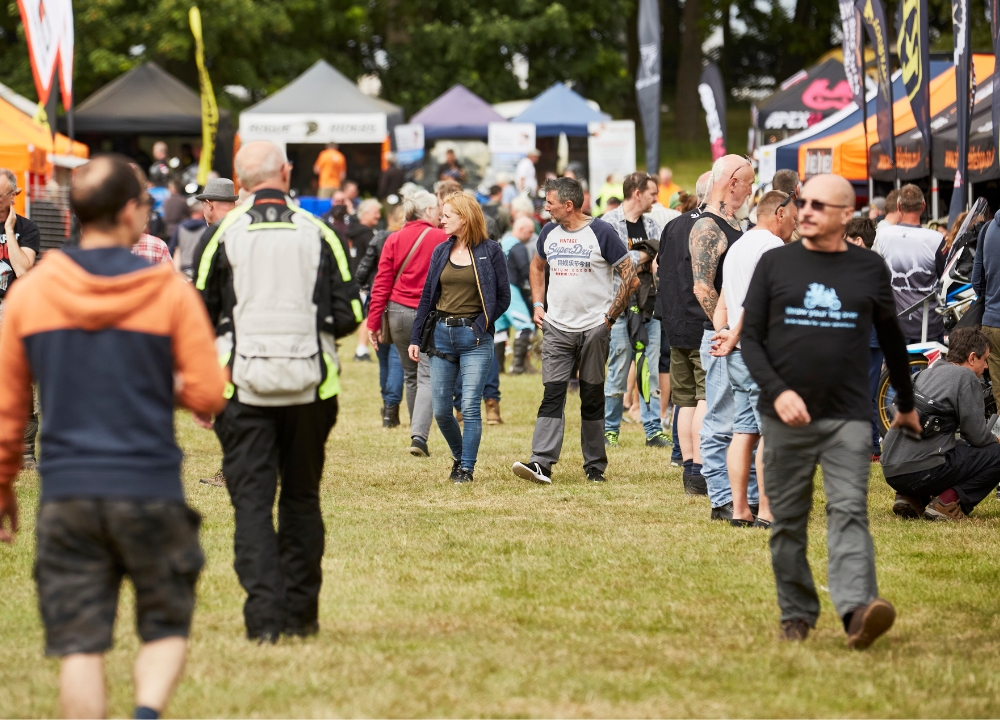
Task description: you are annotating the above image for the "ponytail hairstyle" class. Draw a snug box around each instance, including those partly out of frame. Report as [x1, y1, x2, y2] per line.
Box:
[402, 189, 438, 221]
[442, 192, 488, 247]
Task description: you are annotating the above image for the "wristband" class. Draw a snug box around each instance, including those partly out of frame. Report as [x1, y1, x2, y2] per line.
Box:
[533, 302, 544, 308]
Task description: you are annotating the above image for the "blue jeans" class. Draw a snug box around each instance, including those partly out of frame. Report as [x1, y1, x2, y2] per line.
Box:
[452, 350, 500, 409]
[431, 323, 494, 471]
[604, 316, 662, 437]
[699, 329, 758, 508]
[868, 347, 884, 454]
[377, 342, 403, 408]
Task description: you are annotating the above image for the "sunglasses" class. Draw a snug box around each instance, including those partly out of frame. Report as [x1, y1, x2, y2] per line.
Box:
[777, 193, 795, 210]
[794, 197, 851, 212]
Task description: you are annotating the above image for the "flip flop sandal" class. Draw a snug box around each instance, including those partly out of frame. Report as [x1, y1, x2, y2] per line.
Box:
[729, 518, 754, 528]
[753, 517, 772, 528]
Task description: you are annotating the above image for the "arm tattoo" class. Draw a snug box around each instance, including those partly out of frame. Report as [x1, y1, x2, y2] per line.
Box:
[689, 218, 727, 320]
[608, 255, 640, 320]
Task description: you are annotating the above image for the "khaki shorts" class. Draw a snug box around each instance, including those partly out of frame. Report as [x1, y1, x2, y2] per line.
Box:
[670, 346, 705, 407]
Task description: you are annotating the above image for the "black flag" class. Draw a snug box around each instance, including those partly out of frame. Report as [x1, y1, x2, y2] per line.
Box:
[856, 0, 894, 173]
[950, 0, 972, 225]
[990, 0, 1000, 171]
[635, 0, 661, 174]
[698, 63, 727, 160]
[897, 0, 931, 149]
[839, 0, 866, 113]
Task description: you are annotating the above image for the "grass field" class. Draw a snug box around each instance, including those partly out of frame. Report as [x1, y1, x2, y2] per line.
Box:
[3, 338, 1000, 718]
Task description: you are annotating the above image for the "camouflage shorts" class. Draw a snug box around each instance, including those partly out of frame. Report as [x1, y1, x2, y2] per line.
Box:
[34, 499, 204, 656]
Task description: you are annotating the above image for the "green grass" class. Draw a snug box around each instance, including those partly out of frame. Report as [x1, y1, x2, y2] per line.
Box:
[2, 339, 1000, 717]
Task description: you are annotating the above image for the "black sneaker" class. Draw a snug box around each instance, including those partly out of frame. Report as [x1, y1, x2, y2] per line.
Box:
[409, 437, 430, 457]
[283, 620, 319, 638]
[512, 460, 552, 485]
[449, 459, 462, 482]
[585, 467, 606, 482]
[353, 352, 372, 362]
[682, 472, 708, 495]
[710, 501, 734, 521]
[645, 431, 671, 448]
[454, 468, 474, 484]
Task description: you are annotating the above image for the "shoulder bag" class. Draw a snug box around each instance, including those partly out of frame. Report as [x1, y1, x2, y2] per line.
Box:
[380, 227, 431, 344]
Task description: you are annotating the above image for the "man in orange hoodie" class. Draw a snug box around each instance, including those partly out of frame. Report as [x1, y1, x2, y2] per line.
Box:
[0, 155, 227, 719]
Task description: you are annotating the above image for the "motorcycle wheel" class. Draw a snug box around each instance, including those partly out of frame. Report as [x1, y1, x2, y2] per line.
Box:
[876, 356, 928, 438]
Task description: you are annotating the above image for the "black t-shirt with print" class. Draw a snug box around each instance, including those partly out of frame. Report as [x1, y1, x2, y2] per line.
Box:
[0, 215, 41, 298]
[740, 241, 913, 422]
[625, 219, 657, 317]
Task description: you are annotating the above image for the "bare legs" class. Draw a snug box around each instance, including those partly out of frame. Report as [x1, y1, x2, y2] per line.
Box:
[677, 400, 706, 463]
[728, 433, 773, 523]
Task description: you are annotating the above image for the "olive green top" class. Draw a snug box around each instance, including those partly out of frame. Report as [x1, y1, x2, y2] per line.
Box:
[436, 260, 482, 318]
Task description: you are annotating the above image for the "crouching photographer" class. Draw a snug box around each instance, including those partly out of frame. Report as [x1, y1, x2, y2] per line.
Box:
[882, 328, 1000, 521]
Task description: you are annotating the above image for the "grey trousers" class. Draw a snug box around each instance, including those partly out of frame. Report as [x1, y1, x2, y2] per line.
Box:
[529, 320, 611, 472]
[761, 416, 879, 626]
[387, 301, 433, 441]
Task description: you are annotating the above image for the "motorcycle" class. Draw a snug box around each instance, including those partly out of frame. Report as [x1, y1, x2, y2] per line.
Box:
[875, 198, 996, 437]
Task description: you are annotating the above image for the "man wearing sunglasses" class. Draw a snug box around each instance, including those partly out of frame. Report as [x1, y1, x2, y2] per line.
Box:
[739, 173, 920, 649]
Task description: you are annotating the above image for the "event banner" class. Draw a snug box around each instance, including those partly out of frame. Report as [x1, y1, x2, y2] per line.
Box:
[488, 122, 536, 178]
[635, 0, 661, 173]
[16, 0, 74, 108]
[587, 121, 636, 190]
[189, 6, 219, 186]
[839, 0, 866, 113]
[950, 0, 972, 224]
[394, 123, 425, 173]
[698, 63, 727, 160]
[897, 0, 931, 150]
[990, 0, 1000, 160]
[856, 0, 894, 172]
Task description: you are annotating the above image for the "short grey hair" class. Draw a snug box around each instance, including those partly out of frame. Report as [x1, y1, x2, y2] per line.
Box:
[510, 195, 534, 219]
[402, 189, 438, 221]
[0, 168, 18, 194]
[542, 177, 583, 210]
[695, 171, 712, 203]
[234, 141, 286, 190]
[356, 198, 381, 217]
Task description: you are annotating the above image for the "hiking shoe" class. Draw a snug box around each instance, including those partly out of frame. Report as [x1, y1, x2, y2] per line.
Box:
[512, 461, 552, 485]
[200, 469, 226, 487]
[20, 456, 38, 472]
[846, 598, 896, 650]
[604, 431, 620, 448]
[781, 618, 810, 642]
[710, 501, 734, 521]
[449, 459, 462, 482]
[645, 431, 671, 448]
[892, 493, 927, 519]
[409, 437, 430, 457]
[682, 472, 708, 495]
[924, 496, 966, 521]
[586, 467, 606, 483]
[382, 404, 400, 429]
[485, 398, 503, 425]
[454, 468, 474, 484]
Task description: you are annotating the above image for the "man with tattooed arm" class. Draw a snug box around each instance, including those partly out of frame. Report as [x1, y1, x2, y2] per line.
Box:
[512, 177, 639, 484]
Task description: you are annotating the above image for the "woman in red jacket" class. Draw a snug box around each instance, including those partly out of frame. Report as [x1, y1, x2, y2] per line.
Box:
[367, 189, 448, 457]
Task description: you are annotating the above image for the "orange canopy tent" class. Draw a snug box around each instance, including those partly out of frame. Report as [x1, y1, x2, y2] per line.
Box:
[0, 94, 88, 215]
[797, 54, 995, 181]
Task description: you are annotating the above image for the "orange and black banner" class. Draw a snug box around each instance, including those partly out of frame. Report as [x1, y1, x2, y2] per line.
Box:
[990, 0, 1000, 159]
[856, 0, 894, 173]
[897, 0, 931, 149]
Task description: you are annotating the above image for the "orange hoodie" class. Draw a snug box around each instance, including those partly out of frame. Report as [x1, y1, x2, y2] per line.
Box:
[0, 249, 227, 504]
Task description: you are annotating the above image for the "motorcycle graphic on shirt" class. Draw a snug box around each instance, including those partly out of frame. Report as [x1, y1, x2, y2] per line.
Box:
[802, 283, 842, 310]
[0, 230, 16, 292]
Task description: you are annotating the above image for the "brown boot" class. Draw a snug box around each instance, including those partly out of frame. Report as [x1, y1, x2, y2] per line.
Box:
[846, 598, 895, 650]
[485, 398, 503, 425]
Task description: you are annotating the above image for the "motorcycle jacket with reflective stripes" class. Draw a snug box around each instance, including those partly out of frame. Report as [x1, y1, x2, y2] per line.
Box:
[195, 189, 363, 407]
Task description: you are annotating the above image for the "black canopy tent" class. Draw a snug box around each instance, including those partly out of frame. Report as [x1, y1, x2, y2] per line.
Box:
[68, 61, 233, 178]
[754, 57, 855, 145]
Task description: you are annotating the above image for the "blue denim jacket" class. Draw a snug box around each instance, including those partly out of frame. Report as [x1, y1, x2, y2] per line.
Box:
[411, 237, 512, 344]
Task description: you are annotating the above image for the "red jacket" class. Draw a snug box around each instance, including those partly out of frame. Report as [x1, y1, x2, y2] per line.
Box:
[367, 219, 448, 333]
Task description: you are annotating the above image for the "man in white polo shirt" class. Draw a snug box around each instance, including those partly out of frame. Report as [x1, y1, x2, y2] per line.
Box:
[512, 177, 638, 484]
[710, 190, 797, 527]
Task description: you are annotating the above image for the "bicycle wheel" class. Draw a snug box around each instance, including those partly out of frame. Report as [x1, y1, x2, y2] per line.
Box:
[876, 357, 928, 437]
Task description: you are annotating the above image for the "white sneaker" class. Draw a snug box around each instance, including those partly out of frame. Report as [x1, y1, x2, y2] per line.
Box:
[512, 461, 552, 484]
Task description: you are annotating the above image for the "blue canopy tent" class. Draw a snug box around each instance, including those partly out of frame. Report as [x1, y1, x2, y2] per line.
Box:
[410, 85, 506, 140]
[511, 83, 610, 136]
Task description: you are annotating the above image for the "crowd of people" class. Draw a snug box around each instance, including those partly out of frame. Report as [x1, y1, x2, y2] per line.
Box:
[2, 140, 1000, 717]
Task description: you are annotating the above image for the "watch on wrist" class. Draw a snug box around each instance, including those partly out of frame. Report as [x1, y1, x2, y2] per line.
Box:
[533, 302, 544, 308]
[605, 313, 614, 325]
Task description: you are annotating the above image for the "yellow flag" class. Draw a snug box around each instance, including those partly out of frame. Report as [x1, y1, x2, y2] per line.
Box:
[189, 6, 219, 186]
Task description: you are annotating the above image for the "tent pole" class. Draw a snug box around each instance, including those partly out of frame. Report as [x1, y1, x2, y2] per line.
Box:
[931, 176, 939, 219]
[862, 30, 872, 204]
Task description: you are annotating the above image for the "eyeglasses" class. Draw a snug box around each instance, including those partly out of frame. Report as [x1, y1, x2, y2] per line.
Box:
[777, 193, 795, 210]
[794, 197, 851, 212]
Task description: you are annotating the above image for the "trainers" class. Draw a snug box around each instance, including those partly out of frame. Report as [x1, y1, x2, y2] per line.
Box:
[645, 431, 671, 448]
[604, 431, 620, 448]
[409, 437, 430, 457]
[200, 469, 226, 487]
[892, 493, 927, 519]
[924, 496, 966, 521]
[586, 467, 606, 483]
[454, 468, 474, 484]
[20, 456, 38, 472]
[449, 459, 462, 482]
[846, 598, 896, 650]
[871, 453, 881, 464]
[682, 472, 708, 495]
[353, 352, 372, 362]
[512, 461, 552, 485]
[781, 618, 810, 642]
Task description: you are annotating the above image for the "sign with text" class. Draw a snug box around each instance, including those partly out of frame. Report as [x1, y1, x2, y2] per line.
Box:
[394, 123, 425, 171]
[587, 121, 636, 189]
[239, 113, 388, 144]
[488, 123, 536, 156]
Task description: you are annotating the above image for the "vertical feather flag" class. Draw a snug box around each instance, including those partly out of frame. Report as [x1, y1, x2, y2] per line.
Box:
[190, 6, 219, 186]
[949, 0, 973, 225]
[856, 0, 894, 174]
[635, 0, 661, 173]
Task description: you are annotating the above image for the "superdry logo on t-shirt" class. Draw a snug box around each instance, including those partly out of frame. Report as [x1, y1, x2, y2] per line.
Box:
[784, 283, 858, 328]
[545, 240, 594, 275]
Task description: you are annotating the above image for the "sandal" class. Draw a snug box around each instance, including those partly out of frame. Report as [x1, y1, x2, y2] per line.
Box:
[729, 517, 754, 528]
[753, 517, 772, 528]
